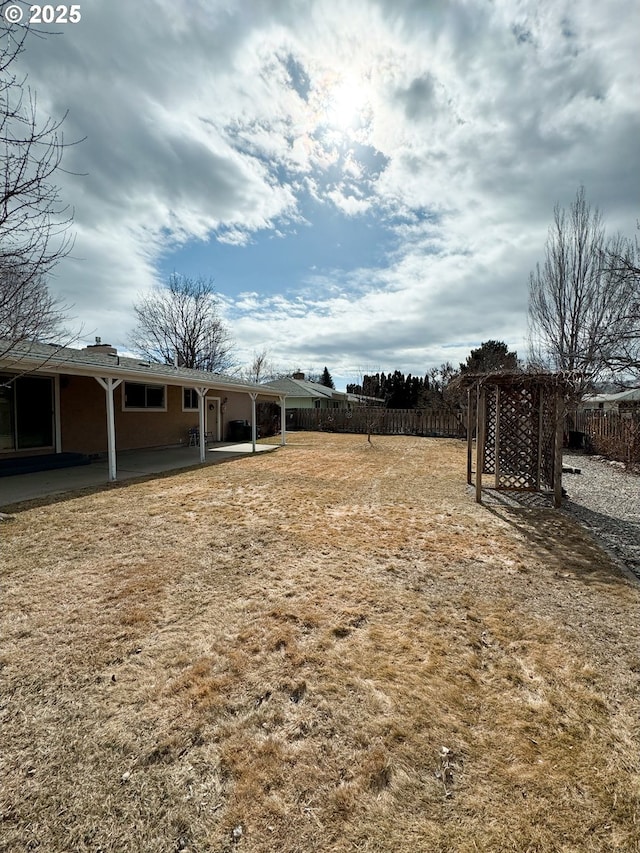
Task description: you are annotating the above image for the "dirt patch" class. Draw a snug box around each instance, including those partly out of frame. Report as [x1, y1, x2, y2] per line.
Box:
[1, 433, 639, 852]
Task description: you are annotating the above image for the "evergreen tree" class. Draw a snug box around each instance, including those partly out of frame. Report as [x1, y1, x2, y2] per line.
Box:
[459, 340, 518, 374]
[353, 370, 426, 408]
[320, 366, 335, 388]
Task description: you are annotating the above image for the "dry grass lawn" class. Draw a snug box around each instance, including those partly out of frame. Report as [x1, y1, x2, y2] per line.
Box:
[1, 432, 639, 853]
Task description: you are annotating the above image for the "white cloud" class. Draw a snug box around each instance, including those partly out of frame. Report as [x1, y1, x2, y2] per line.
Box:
[11, 0, 639, 382]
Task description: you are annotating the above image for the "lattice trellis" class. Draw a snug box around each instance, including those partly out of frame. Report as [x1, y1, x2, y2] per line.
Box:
[496, 385, 539, 489]
[465, 373, 567, 508]
[539, 388, 558, 491]
[483, 387, 497, 475]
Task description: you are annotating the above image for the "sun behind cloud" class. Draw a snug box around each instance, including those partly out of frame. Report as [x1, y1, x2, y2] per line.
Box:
[310, 69, 370, 135]
[327, 75, 369, 129]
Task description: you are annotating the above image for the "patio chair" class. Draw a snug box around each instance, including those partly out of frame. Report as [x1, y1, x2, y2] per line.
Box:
[188, 428, 215, 446]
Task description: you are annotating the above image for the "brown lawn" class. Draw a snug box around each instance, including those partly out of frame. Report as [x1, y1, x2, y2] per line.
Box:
[1, 432, 639, 853]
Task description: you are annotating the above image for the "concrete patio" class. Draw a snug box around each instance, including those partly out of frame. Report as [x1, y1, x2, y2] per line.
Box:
[0, 442, 279, 509]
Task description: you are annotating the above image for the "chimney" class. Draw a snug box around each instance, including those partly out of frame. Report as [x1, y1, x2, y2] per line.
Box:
[85, 336, 117, 356]
[292, 371, 305, 380]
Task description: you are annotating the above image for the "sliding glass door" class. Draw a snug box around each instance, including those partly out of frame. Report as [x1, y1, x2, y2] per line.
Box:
[0, 376, 54, 451]
[0, 383, 14, 450]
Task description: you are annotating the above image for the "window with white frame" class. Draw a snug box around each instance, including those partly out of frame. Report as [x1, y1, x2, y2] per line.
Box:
[123, 382, 166, 410]
[183, 388, 199, 410]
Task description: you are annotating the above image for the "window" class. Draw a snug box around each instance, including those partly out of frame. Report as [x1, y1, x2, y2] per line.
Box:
[314, 399, 321, 408]
[183, 388, 199, 410]
[123, 382, 166, 410]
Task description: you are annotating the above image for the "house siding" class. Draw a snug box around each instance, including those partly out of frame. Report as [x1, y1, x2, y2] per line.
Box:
[284, 396, 315, 409]
[284, 397, 346, 410]
[220, 391, 257, 439]
[59, 374, 108, 453]
[59, 377, 257, 454]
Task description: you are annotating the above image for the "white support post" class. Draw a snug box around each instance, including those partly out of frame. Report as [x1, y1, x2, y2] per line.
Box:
[195, 387, 209, 463]
[54, 374, 62, 454]
[94, 377, 123, 481]
[205, 396, 221, 442]
[249, 392, 258, 453]
[279, 395, 287, 446]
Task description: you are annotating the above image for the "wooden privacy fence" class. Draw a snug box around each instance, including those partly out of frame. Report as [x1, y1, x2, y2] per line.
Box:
[574, 411, 640, 465]
[288, 407, 465, 438]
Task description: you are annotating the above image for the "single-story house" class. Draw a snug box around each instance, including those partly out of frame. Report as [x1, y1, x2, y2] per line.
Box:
[579, 388, 640, 416]
[1, 338, 287, 480]
[262, 372, 366, 410]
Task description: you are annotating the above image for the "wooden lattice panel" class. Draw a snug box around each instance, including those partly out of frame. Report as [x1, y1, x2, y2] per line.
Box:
[482, 387, 497, 474]
[495, 385, 540, 488]
[539, 389, 557, 490]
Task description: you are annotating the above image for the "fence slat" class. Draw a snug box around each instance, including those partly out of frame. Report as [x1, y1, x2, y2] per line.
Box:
[288, 407, 465, 438]
[572, 411, 640, 464]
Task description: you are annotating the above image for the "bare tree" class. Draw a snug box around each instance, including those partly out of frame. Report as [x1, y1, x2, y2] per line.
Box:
[0, 268, 68, 344]
[527, 187, 634, 393]
[420, 361, 461, 410]
[350, 367, 386, 444]
[0, 17, 78, 356]
[598, 234, 640, 379]
[129, 274, 236, 372]
[240, 348, 279, 383]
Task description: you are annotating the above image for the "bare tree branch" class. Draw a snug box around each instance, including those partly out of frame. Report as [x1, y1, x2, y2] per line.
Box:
[129, 274, 236, 373]
[527, 187, 636, 394]
[0, 268, 67, 342]
[0, 15, 80, 357]
[596, 231, 640, 378]
[240, 348, 279, 383]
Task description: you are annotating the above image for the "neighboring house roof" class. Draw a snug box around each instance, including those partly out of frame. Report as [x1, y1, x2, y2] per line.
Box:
[606, 388, 640, 402]
[0, 339, 284, 398]
[582, 388, 640, 405]
[263, 377, 384, 405]
[263, 377, 340, 399]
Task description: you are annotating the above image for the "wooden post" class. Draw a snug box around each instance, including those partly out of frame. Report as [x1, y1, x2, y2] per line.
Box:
[554, 391, 564, 508]
[536, 387, 544, 490]
[476, 384, 486, 503]
[466, 387, 473, 485]
[494, 385, 501, 489]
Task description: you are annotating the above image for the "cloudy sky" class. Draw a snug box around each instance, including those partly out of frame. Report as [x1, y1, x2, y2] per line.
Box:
[11, 0, 640, 387]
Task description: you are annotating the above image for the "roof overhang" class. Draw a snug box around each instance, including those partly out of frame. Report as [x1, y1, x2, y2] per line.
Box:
[0, 345, 286, 400]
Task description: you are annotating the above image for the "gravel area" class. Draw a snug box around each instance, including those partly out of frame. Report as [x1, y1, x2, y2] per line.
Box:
[561, 452, 640, 582]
